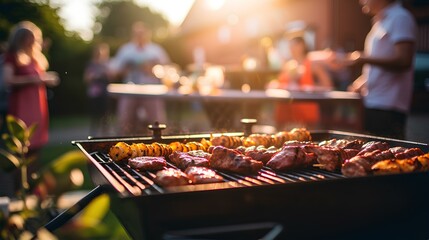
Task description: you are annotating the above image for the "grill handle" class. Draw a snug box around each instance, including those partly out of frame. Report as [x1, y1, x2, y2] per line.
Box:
[241, 118, 257, 136]
[148, 121, 167, 140]
[44, 185, 105, 232]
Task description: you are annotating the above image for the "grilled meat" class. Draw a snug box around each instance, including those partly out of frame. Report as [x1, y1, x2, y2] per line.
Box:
[357, 141, 390, 156]
[318, 139, 364, 150]
[169, 151, 210, 170]
[187, 150, 211, 159]
[342, 146, 425, 177]
[306, 146, 343, 171]
[184, 166, 224, 184]
[394, 148, 424, 159]
[154, 168, 191, 187]
[128, 156, 166, 171]
[210, 146, 263, 174]
[371, 153, 429, 175]
[283, 140, 317, 147]
[236, 145, 280, 164]
[266, 146, 317, 171]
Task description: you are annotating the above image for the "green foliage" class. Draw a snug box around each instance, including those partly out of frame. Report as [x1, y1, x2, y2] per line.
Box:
[95, 0, 170, 51]
[0, 0, 92, 115]
[0, 115, 36, 172]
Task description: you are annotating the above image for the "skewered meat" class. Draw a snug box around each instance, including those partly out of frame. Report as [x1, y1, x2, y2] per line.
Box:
[371, 153, 429, 175]
[169, 151, 210, 170]
[394, 148, 424, 159]
[266, 146, 317, 171]
[210, 146, 263, 174]
[342, 147, 424, 177]
[318, 139, 364, 150]
[187, 150, 211, 159]
[283, 140, 317, 147]
[309, 147, 359, 171]
[242, 145, 279, 164]
[184, 166, 224, 184]
[357, 141, 390, 156]
[154, 168, 191, 187]
[128, 156, 166, 171]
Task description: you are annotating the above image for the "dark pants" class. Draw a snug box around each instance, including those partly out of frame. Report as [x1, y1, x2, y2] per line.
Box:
[364, 108, 407, 139]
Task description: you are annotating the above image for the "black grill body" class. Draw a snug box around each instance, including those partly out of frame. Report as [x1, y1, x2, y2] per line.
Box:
[73, 131, 429, 240]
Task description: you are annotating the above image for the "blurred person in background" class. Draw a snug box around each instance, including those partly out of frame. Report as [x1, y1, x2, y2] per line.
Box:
[84, 43, 112, 137]
[2, 21, 59, 177]
[344, 0, 417, 139]
[269, 36, 332, 130]
[109, 21, 170, 135]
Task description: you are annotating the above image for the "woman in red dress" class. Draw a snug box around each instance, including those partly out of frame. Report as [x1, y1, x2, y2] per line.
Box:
[2, 21, 58, 153]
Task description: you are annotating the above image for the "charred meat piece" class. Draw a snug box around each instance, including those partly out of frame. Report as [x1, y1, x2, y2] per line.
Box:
[318, 139, 364, 150]
[357, 141, 390, 156]
[341, 155, 373, 177]
[301, 145, 360, 172]
[169, 151, 210, 170]
[305, 146, 343, 172]
[238, 145, 280, 164]
[184, 166, 224, 184]
[154, 168, 191, 187]
[342, 150, 387, 177]
[394, 148, 424, 159]
[187, 150, 211, 159]
[128, 156, 167, 171]
[210, 146, 263, 175]
[341, 146, 423, 177]
[283, 140, 317, 148]
[266, 146, 317, 171]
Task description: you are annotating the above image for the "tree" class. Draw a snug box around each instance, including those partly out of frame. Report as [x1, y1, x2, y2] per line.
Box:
[94, 0, 170, 51]
[0, 0, 92, 115]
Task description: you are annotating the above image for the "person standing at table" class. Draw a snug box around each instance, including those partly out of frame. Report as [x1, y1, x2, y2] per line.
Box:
[272, 36, 332, 130]
[84, 43, 112, 137]
[109, 21, 170, 135]
[2, 21, 59, 174]
[345, 0, 417, 139]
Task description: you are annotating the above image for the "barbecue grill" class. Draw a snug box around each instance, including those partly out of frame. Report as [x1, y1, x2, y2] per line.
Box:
[50, 129, 429, 240]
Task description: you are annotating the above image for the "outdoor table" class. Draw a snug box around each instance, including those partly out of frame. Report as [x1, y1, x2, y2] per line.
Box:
[107, 83, 363, 131]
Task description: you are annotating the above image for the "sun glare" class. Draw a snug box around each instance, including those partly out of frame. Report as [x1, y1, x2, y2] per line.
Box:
[205, 0, 225, 11]
[136, 0, 195, 26]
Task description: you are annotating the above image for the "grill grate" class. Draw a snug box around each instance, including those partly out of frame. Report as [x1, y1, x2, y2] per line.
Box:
[90, 151, 345, 196]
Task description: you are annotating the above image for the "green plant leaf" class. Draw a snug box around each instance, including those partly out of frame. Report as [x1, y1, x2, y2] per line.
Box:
[9, 135, 24, 155]
[26, 123, 38, 141]
[6, 115, 27, 142]
[0, 148, 21, 171]
[2, 133, 20, 154]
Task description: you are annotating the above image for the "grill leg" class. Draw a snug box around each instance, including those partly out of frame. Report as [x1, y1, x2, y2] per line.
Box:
[44, 185, 105, 232]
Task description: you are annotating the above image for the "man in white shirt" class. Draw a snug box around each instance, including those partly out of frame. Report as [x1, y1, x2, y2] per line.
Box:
[109, 21, 170, 135]
[348, 0, 417, 139]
